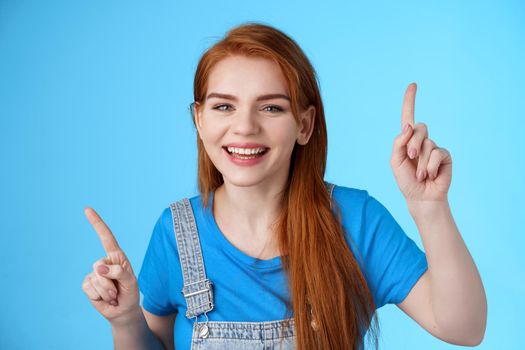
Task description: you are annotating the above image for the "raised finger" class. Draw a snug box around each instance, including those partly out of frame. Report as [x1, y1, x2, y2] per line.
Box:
[401, 83, 417, 130]
[84, 207, 121, 254]
[407, 122, 428, 159]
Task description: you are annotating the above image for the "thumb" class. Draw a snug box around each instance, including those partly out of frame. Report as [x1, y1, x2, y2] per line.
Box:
[97, 263, 135, 286]
[391, 123, 414, 168]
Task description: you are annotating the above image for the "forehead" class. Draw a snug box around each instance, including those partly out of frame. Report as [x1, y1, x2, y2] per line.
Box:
[206, 55, 289, 98]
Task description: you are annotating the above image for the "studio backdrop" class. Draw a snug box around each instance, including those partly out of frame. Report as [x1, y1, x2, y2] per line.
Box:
[0, 0, 523, 349]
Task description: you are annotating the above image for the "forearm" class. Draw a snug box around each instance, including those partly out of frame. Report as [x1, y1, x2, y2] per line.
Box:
[111, 308, 165, 350]
[408, 200, 487, 344]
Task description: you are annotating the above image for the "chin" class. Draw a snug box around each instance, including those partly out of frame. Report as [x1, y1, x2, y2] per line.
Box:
[222, 175, 266, 188]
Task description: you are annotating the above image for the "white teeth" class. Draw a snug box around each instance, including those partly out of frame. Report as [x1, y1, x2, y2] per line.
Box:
[226, 147, 266, 155]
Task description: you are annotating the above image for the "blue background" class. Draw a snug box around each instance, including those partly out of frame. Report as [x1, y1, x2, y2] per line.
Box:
[1, 0, 523, 349]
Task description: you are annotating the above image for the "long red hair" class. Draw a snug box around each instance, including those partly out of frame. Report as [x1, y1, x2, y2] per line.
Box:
[190, 22, 379, 350]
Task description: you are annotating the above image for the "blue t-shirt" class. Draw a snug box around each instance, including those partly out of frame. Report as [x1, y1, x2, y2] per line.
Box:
[137, 184, 428, 349]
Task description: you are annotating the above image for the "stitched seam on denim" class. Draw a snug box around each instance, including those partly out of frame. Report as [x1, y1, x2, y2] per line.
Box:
[171, 198, 213, 319]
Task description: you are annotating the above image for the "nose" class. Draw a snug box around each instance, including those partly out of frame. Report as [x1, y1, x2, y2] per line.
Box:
[232, 108, 260, 135]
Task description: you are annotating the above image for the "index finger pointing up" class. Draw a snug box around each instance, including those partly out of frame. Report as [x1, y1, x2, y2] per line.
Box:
[84, 207, 121, 254]
[401, 82, 417, 130]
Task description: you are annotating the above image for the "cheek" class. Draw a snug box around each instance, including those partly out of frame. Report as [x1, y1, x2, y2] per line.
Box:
[199, 119, 225, 143]
[198, 124, 229, 163]
[270, 121, 299, 150]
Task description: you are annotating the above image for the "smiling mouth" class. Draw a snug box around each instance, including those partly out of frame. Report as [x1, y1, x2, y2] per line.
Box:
[222, 146, 269, 159]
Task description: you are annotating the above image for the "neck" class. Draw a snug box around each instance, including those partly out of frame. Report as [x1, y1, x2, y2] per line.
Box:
[213, 177, 287, 242]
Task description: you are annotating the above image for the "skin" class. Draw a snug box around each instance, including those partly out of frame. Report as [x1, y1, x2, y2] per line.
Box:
[392, 83, 487, 345]
[82, 208, 165, 350]
[80, 54, 316, 349]
[193, 55, 315, 259]
[81, 56, 487, 347]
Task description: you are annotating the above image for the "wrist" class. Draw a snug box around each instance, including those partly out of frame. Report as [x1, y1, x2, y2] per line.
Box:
[110, 306, 145, 329]
[407, 199, 451, 221]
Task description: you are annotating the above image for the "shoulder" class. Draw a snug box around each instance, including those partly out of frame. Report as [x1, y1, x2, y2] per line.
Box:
[160, 192, 202, 224]
[330, 183, 371, 220]
[331, 183, 393, 220]
[158, 206, 173, 226]
[147, 201, 189, 257]
[329, 183, 399, 260]
[331, 183, 369, 205]
[328, 183, 371, 249]
[153, 193, 204, 248]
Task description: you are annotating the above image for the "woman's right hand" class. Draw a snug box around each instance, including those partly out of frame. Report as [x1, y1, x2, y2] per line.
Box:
[82, 207, 141, 326]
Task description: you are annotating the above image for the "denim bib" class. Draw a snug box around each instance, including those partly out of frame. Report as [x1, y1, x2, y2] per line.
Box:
[169, 181, 335, 349]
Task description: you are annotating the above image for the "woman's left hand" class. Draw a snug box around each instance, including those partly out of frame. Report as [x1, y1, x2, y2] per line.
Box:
[390, 83, 453, 204]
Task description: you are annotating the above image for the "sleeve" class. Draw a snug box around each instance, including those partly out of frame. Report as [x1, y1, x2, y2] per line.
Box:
[137, 208, 178, 316]
[360, 192, 428, 309]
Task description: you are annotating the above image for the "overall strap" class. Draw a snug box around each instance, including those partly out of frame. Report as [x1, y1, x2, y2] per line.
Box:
[169, 198, 214, 320]
[169, 183, 334, 320]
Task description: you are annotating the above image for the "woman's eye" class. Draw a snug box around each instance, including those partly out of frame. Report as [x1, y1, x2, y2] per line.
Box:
[263, 105, 284, 113]
[213, 104, 233, 111]
[212, 104, 284, 113]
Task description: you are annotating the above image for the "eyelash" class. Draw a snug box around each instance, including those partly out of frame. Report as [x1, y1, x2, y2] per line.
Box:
[212, 104, 284, 113]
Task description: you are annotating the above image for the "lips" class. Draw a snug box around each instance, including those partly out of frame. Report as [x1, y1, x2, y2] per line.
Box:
[222, 146, 269, 156]
[222, 145, 269, 166]
[223, 142, 269, 149]
[222, 143, 270, 157]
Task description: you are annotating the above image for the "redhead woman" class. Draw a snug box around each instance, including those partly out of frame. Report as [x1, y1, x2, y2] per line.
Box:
[81, 23, 487, 350]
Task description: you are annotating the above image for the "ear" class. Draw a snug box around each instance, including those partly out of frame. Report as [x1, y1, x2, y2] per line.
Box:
[193, 102, 204, 139]
[296, 105, 316, 145]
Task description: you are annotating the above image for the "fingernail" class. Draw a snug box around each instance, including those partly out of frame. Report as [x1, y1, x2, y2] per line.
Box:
[408, 149, 416, 159]
[109, 300, 118, 306]
[403, 123, 411, 134]
[108, 289, 117, 298]
[97, 265, 109, 274]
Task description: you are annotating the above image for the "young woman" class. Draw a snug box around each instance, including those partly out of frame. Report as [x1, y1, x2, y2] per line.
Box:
[82, 23, 487, 350]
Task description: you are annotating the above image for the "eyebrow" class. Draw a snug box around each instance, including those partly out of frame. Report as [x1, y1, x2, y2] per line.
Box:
[206, 92, 291, 102]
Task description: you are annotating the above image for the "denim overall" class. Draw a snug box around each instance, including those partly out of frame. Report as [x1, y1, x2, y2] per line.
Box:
[169, 182, 335, 350]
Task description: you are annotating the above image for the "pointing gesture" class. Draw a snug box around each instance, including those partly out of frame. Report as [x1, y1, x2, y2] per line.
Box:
[81, 207, 141, 326]
[390, 83, 453, 203]
[87, 208, 122, 254]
